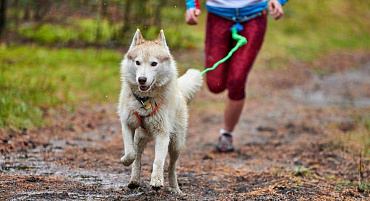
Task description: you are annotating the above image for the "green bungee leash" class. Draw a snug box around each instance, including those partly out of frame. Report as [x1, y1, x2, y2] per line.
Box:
[201, 23, 247, 75]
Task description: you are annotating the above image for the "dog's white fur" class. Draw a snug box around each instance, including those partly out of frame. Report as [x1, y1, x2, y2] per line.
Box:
[118, 29, 202, 194]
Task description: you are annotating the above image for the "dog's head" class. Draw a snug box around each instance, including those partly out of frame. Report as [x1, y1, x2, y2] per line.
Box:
[122, 29, 177, 92]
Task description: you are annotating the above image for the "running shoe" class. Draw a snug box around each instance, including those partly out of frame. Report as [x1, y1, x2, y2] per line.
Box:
[216, 133, 234, 152]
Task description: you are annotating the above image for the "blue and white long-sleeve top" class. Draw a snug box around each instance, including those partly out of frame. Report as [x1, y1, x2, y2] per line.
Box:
[186, 0, 288, 19]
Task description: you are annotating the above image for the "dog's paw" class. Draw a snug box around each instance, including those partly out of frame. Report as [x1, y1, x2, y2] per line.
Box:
[168, 187, 185, 195]
[151, 185, 161, 192]
[150, 176, 163, 191]
[128, 180, 140, 189]
[120, 153, 136, 166]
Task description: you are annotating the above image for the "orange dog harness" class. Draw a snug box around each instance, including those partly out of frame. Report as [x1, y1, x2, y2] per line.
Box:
[132, 102, 162, 128]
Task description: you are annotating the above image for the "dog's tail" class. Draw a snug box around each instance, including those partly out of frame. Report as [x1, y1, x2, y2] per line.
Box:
[177, 69, 203, 104]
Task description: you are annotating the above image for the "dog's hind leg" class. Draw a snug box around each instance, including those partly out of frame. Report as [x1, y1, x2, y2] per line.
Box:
[168, 134, 185, 195]
[120, 123, 136, 166]
[128, 129, 148, 189]
[150, 132, 170, 191]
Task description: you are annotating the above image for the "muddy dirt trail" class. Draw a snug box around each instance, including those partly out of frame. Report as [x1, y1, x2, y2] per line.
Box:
[1, 51, 369, 200]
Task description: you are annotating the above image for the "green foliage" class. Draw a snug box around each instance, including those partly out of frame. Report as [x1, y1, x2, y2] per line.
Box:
[16, 15, 204, 49]
[335, 113, 370, 158]
[160, 6, 205, 49]
[336, 180, 369, 194]
[358, 181, 370, 194]
[19, 23, 78, 44]
[355, 114, 370, 156]
[0, 44, 121, 130]
[357, 114, 370, 131]
[292, 166, 311, 177]
[5, 0, 370, 55]
[258, 0, 370, 66]
[17, 19, 115, 45]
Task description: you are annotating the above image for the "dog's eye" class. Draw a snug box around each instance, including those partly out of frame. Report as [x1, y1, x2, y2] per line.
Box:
[135, 61, 140, 65]
[151, 62, 157, 67]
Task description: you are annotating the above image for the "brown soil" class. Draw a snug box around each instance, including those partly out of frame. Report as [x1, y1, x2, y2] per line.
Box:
[1, 51, 369, 200]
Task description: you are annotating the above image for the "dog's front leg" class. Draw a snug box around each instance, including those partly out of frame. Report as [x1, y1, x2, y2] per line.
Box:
[128, 128, 148, 189]
[120, 122, 136, 166]
[150, 131, 170, 190]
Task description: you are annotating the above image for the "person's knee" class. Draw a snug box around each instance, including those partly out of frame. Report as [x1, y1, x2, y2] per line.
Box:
[227, 84, 246, 100]
[207, 81, 226, 94]
[228, 92, 245, 100]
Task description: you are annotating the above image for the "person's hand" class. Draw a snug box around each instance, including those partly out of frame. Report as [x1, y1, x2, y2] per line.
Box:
[185, 8, 201, 25]
[267, 0, 284, 20]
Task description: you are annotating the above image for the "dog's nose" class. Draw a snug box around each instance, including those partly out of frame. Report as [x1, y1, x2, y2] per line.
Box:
[138, 77, 147, 85]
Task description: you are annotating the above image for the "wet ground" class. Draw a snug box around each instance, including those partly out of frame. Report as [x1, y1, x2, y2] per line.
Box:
[1, 51, 369, 200]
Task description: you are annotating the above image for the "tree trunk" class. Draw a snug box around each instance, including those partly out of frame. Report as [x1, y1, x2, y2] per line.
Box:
[12, 0, 19, 29]
[134, 0, 148, 30]
[34, 0, 51, 21]
[95, 0, 109, 43]
[154, 0, 166, 29]
[0, 0, 6, 38]
[24, 7, 30, 21]
[121, 0, 132, 40]
[101, 0, 108, 19]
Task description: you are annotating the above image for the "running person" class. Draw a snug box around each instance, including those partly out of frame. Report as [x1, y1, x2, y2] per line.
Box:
[185, 0, 288, 152]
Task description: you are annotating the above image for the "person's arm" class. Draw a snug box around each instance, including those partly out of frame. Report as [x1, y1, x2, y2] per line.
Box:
[268, 0, 284, 20]
[185, 0, 201, 25]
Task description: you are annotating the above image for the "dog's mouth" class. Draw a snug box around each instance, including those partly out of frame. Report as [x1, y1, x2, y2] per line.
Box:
[139, 79, 155, 92]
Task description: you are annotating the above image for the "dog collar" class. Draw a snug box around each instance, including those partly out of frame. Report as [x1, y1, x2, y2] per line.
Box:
[133, 92, 149, 105]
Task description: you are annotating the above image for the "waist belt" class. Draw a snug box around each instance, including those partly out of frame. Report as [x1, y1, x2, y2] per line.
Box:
[221, 10, 267, 23]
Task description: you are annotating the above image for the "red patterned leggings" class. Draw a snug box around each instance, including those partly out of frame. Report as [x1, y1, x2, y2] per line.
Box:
[205, 12, 267, 100]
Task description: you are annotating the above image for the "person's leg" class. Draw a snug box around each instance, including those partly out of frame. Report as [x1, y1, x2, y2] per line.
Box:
[205, 12, 234, 93]
[222, 98, 245, 132]
[217, 98, 244, 152]
[217, 15, 267, 152]
[224, 15, 267, 132]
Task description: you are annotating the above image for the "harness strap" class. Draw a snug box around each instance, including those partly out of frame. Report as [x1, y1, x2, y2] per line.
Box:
[149, 102, 162, 116]
[132, 102, 162, 128]
[132, 110, 143, 127]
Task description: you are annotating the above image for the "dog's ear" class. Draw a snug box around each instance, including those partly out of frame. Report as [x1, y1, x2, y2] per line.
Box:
[129, 29, 144, 50]
[156, 29, 169, 51]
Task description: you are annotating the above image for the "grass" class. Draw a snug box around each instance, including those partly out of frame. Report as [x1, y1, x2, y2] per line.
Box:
[332, 112, 370, 159]
[336, 180, 369, 195]
[0, 44, 122, 130]
[355, 114, 370, 157]
[292, 165, 311, 177]
[256, 0, 370, 68]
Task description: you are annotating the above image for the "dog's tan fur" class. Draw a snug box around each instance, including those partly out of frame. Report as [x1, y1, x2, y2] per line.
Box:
[118, 29, 202, 194]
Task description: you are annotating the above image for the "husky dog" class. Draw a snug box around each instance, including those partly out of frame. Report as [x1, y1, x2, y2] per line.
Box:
[118, 29, 202, 194]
